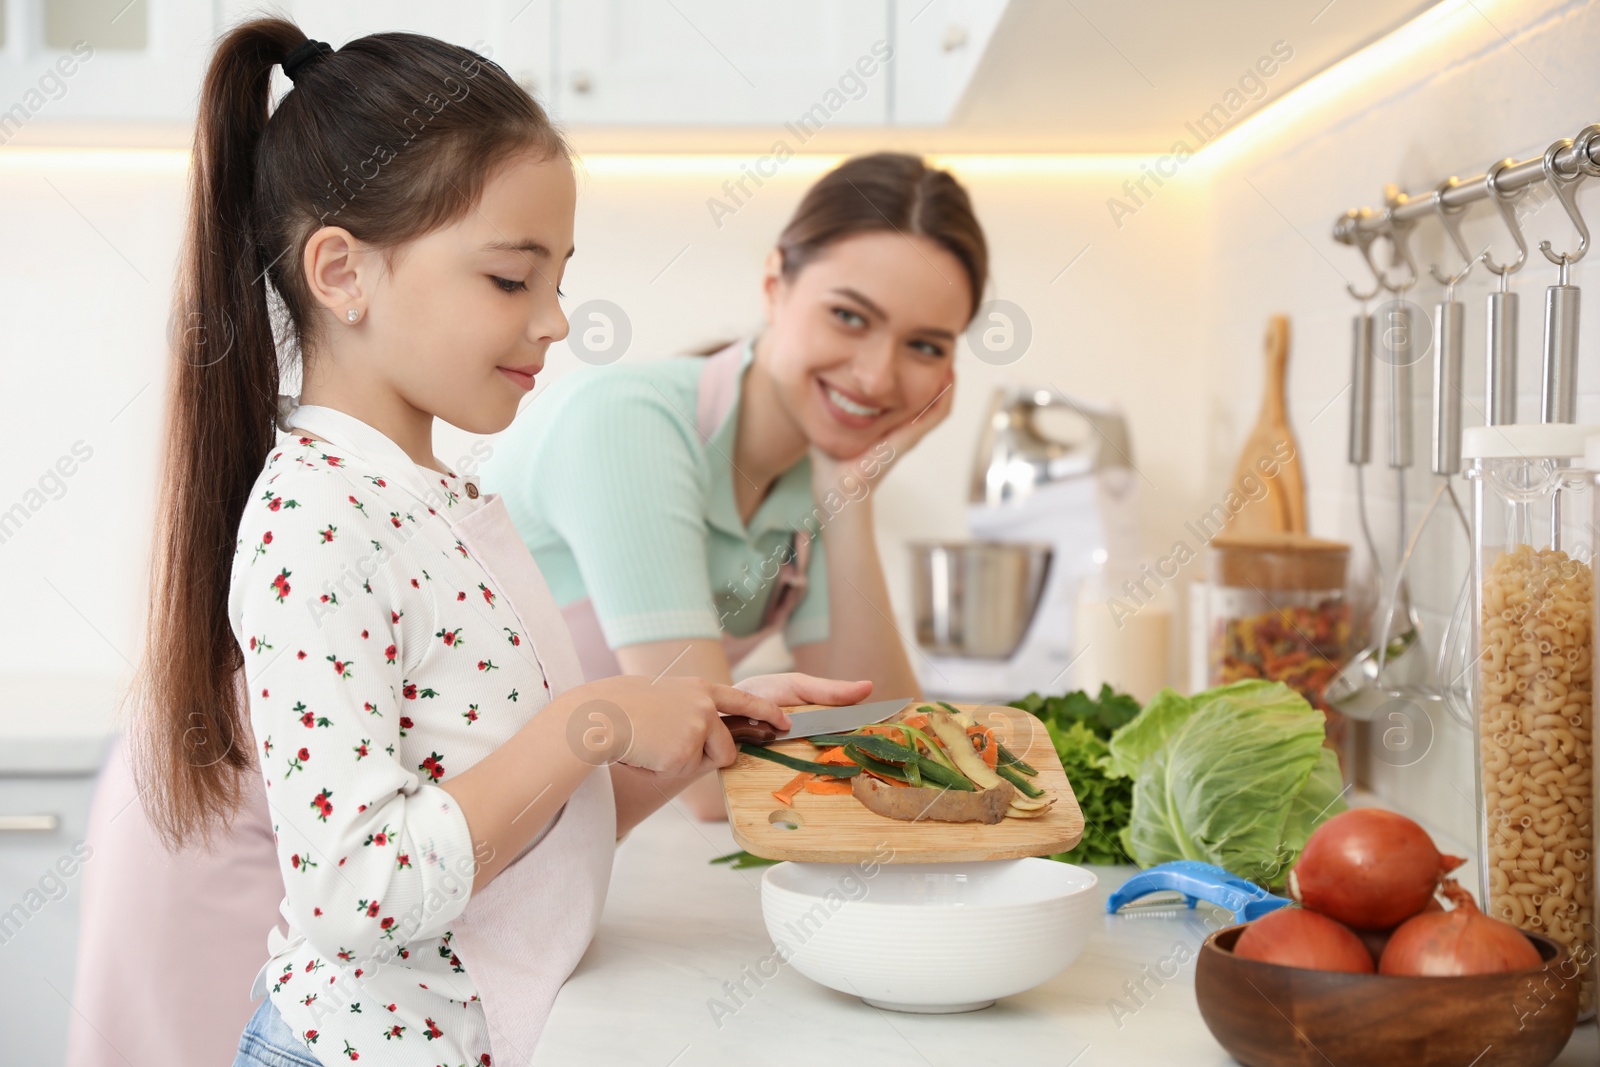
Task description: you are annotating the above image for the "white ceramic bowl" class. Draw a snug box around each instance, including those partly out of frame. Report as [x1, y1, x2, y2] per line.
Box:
[760, 858, 1099, 1013]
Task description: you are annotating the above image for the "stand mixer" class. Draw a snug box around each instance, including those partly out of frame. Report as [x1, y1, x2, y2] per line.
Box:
[910, 386, 1140, 701]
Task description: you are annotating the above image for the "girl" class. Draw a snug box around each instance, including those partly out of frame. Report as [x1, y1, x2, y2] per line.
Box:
[483, 153, 987, 819]
[90, 20, 867, 1067]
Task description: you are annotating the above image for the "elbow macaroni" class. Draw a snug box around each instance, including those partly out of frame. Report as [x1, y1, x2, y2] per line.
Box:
[1480, 544, 1595, 1012]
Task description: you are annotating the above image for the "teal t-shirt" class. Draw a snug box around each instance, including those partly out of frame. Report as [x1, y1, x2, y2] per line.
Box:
[482, 340, 830, 651]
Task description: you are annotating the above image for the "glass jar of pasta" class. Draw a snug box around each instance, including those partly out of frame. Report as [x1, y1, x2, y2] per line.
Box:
[1466, 423, 1598, 1017]
[1206, 532, 1354, 782]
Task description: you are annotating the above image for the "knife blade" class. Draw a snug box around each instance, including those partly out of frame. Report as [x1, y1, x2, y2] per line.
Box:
[724, 697, 913, 745]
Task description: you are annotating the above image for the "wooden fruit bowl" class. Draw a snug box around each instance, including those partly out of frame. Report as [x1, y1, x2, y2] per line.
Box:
[1194, 924, 1580, 1067]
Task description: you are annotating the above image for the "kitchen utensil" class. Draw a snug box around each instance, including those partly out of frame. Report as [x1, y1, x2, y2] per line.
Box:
[1328, 212, 1430, 714]
[1539, 137, 1589, 424]
[1372, 207, 1426, 681]
[1429, 267, 1473, 476]
[1346, 284, 1382, 644]
[1416, 194, 1483, 712]
[909, 541, 1051, 659]
[913, 386, 1139, 699]
[718, 703, 1083, 863]
[1374, 299, 1424, 680]
[969, 385, 1132, 506]
[1195, 924, 1579, 1067]
[724, 697, 912, 745]
[1331, 232, 1390, 710]
[1105, 861, 1290, 922]
[1483, 157, 1530, 426]
[761, 857, 1099, 1013]
[1225, 316, 1306, 536]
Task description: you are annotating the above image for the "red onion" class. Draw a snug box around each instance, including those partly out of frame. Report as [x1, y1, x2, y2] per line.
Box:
[1234, 907, 1375, 973]
[1288, 808, 1464, 930]
[1379, 881, 1542, 977]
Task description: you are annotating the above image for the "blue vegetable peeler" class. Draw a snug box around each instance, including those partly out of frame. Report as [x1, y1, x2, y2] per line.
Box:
[1105, 861, 1291, 922]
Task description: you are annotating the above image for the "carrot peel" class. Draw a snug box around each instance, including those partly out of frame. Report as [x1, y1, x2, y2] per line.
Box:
[772, 771, 813, 805]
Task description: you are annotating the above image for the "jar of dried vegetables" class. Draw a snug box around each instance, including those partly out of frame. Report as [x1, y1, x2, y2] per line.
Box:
[1206, 532, 1354, 781]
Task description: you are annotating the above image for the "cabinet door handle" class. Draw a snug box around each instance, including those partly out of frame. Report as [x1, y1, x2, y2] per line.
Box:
[0, 814, 59, 832]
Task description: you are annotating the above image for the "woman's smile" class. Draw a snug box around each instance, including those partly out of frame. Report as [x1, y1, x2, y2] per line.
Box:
[816, 376, 890, 429]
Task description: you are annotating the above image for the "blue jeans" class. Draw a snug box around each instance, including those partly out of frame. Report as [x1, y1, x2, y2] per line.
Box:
[233, 998, 322, 1067]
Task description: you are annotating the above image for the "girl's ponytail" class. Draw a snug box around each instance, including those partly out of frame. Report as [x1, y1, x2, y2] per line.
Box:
[134, 18, 565, 848]
[134, 20, 302, 849]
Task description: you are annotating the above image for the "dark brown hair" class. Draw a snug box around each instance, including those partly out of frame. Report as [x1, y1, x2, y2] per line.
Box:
[777, 152, 987, 322]
[686, 153, 988, 356]
[135, 17, 566, 848]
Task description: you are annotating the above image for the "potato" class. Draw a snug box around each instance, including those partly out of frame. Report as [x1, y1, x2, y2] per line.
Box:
[851, 774, 1016, 824]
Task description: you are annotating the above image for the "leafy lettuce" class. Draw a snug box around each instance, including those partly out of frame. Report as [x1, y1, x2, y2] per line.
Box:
[1012, 684, 1139, 866]
[1041, 719, 1135, 865]
[1105, 680, 1347, 888]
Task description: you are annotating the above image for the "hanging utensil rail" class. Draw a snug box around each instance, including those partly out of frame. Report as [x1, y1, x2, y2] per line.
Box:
[1332, 124, 1600, 245]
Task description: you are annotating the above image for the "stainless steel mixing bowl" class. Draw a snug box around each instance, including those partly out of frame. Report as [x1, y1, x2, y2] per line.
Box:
[910, 541, 1053, 659]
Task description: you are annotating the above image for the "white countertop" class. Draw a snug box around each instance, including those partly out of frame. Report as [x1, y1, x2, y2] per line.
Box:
[534, 800, 1600, 1066]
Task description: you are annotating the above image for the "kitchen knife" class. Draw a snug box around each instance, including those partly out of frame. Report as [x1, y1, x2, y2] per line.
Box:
[724, 697, 912, 745]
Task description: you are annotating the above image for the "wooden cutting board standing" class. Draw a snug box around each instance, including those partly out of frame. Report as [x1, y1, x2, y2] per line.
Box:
[719, 703, 1084, 863]
[1225, 315, 1306, 536]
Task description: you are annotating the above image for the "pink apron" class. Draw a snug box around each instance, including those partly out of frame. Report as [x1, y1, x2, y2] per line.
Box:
[443, 493, 616, 1067]
[67, 701, 283, 1067]
[560, 339, 811, 679]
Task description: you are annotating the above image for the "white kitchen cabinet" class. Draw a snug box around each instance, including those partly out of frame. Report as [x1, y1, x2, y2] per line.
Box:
[890, 0, 1008, 125]
[0, 0, 553, 125]
[0, 677, 117, 1064]
[0, 771, 100, 1067]
[550, 0, 890, 125]
[0, 0, 215, 124]
[0, 0, 1005, 129]
[216, 0, 555, 104]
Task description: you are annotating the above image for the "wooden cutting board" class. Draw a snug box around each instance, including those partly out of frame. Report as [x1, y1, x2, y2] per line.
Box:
[718, 703, 1084, 863]
[1226, 315, 1306, 536]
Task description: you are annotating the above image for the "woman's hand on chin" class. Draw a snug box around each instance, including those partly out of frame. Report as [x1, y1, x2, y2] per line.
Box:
[808, 373, 955, 504]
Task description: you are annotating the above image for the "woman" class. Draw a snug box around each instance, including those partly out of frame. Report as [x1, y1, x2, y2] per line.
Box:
[483, 153, 988, 818]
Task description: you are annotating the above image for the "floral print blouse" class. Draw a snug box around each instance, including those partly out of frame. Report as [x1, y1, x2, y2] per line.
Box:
[228, 405, 553, 1066]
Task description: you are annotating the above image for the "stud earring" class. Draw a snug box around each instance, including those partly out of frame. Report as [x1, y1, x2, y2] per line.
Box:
[346, 309, 360, 323]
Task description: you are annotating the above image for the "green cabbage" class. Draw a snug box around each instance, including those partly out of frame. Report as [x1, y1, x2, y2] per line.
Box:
[1105, 680, 1347, 888]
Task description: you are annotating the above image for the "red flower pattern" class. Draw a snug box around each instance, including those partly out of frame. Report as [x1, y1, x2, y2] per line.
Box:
[229, 427, 543, 1064]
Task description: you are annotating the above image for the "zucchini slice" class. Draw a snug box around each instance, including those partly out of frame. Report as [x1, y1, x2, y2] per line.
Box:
[915, 756, 976, 791]
[997, 742, 1039, 776]
[738, 743, 861, 777]
[997, 762, 1045, 798]
[900, 723, 962, 773]
[846, 734, 923, 765]
[844, 743, 914, 783]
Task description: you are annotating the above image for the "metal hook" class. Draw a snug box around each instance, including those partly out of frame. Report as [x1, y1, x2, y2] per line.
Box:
[1380, 198, 1419, 293]
[1342, 207, 1384, 301]
[1539, 137, 1589, 275]
[1570, 123, 1600, 178]
[1435, 250, 1485, 302]
[1482, 158, 1529, 287]
[1429, 177, 1479, 285]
